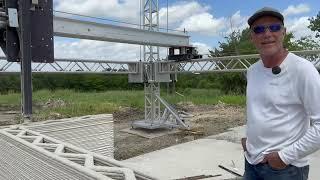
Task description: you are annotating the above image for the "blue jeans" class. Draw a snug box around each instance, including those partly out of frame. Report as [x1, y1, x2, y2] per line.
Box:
[244, 159, 309, 180]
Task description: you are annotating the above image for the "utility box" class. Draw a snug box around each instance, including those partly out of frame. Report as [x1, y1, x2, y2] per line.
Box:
[0, 0, 54, 62]
[29, 0, 54, 63]
[3, 0, 20, 62]
[154, 62, 170, 82]
[128, 62, 144, 83]
[128, 62, 171, 83]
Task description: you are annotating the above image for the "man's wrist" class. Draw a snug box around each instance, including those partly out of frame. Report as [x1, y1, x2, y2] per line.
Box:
[278, 151, 289, 165]
[241, 137, 247, 151]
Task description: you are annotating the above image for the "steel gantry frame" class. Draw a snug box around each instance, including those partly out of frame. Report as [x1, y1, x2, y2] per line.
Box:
[0, 0, 189, 122]
[0, 57, 140, 74]
[1, 0, 320, 129]
[1, 50, 320, 129]
[1, 50, 319, 74]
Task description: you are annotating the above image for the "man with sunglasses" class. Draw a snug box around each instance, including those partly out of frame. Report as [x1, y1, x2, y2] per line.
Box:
[241, 7, 320, 180]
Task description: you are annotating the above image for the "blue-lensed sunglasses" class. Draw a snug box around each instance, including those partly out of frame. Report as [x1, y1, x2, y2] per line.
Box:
[252, 24, 283, 34]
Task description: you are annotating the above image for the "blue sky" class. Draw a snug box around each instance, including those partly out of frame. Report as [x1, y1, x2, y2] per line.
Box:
[196, 0, 319, 17]
[49, 0, 319, 60]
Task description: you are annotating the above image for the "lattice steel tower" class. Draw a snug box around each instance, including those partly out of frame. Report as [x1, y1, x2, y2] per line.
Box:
[143, 0, 161, 127]
[131, 0, 189, 129]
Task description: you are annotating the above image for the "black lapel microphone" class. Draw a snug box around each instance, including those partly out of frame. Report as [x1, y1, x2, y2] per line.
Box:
[272, 66, 281, 75]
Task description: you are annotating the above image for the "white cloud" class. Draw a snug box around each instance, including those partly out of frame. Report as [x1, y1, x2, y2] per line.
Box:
[178, 13, 225, 36]
[54, 0, 140, 24]
[285, 16, 316, 40]
[159, 1, 209, 27]
[191, 42, 212, 55]
[54, 38, 173, 61]
[230, 11, 248, 29]
[54, 38, 141, 61]
[223, 11, 248, 35]
[283, 4, 310, 17]
[159, 1, 229, 37]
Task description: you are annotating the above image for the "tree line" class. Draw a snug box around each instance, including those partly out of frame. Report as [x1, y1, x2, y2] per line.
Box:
[0, 73, 245, 94]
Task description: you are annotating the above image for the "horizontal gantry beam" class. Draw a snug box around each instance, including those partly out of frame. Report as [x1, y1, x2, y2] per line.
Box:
[160, 50, 320, 73]
[1, 50, 319, 74]
[0, 57, 139, 74]
[54, 16, 189, 47]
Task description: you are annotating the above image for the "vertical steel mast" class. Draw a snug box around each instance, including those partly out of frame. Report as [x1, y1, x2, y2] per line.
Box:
[143, 0, 160, 127]
[132, 0, 188, 129]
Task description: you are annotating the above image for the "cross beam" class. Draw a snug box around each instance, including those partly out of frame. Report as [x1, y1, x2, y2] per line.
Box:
[1, 50, 319, 74]
[54, 16, 189, 47]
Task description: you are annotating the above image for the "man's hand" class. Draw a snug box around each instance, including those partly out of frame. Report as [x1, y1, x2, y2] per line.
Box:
[264, 152, 287, 170]
[241, 137, 247, 151]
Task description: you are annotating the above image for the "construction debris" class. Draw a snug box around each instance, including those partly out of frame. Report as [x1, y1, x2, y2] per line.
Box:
[173, 174, 222, 180]
[218, 165, 243, 177]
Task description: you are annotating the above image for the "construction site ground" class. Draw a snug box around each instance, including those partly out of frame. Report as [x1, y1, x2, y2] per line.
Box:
[0, 102, 245, 160]
[1, 104, 320, 179]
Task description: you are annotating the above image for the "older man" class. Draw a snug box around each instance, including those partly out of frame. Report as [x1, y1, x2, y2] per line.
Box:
[242, 7, 320, 180]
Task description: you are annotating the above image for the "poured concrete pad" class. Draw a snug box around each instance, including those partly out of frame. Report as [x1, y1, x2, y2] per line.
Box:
[121, 128, 180, 139]
[123, 125, 320, 180]
[124, 138, 244, 179]
[208, 125, 320, 180]
[207, 126, 245, 143]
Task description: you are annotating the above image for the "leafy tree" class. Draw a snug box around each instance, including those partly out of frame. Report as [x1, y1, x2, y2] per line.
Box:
[295, 36, 320, 50]
[209, 28, 301, 57]
[209, 28, 256, 57]
[309, 12, 320, 38]
[283, 33, 301, 50]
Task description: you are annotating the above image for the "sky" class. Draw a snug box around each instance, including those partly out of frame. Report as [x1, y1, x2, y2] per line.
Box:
[34, 0, 320, 61]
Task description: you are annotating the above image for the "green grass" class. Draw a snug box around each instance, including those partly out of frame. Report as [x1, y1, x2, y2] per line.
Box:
[0, 89, 245, 120]
[0, 93, 21, 107]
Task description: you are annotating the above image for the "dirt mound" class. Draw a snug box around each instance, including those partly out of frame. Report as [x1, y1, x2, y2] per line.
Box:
[113, 107, 144, 123]
[113, 103, 245, 160]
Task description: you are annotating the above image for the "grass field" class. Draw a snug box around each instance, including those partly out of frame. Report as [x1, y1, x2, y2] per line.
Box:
[0, 89, 245, 120]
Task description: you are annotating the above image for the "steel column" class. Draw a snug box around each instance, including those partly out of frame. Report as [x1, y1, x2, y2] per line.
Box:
[19, 0, 32, 119]
[144, 0, 160, 126]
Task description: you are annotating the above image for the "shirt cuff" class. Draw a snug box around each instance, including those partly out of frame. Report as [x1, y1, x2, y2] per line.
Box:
[278, 150, 291, 165]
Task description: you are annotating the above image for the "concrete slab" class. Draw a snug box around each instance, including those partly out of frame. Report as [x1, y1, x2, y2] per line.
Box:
[123, 138, 244, 179]
[123, 125, 320, 180]
[207, 126, 246, 144]
[121, 128, 180, 139]
[208, 125, 320, 180]
[25, 114, 114, 157]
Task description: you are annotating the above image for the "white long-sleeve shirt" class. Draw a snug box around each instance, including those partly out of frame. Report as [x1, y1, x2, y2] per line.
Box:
[245, 52, 320, 167]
